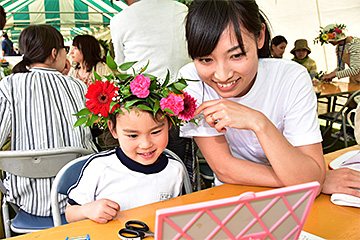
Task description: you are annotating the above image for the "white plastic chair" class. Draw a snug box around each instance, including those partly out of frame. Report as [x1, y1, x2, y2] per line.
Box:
[51, 148, 193, 227]
[0, 147, 93, 238]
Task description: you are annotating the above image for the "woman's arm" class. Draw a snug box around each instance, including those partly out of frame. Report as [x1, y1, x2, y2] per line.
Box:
[195, 99, 325, 190]
[65, 199, 120, 224]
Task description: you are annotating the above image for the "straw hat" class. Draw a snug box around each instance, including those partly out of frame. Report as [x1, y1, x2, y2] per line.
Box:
[290, 39, 311, 55]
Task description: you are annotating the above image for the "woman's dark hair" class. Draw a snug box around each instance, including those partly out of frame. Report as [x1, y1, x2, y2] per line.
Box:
[0, 6, 6, 30]
[72, 34, 105, 72]
[12, 25, 64, 73]
[186, 0, 271, 59]
[271, 35, 287, 47]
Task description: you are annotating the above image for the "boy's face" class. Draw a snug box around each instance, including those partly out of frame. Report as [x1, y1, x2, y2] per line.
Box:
[295, 49, 308, 60]
[109, 109, 169, 165]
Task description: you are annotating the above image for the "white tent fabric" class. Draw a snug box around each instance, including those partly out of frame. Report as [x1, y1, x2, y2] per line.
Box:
[258, 0, 360, 76]
[1, 0, 359, 76]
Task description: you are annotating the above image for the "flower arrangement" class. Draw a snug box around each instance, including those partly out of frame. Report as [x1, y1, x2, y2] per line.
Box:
[312, 71, 330, 85]
[314, 24, 346, 45]
[74, 54, 198, 129]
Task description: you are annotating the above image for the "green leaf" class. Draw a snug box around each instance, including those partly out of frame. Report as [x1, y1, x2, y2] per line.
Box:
[161, 69, 170, 87]
[182, 78, 199, 82]
[73, 108, 91, 117]
[93, 69, 102, 81]
[167, 85, 183, 94]
[149, 79, 157, 90]
[73, 116, 88, 129]
[116, 73, 133, 81]
[164, 108, 175, 115]
[162, 88, 170, 98]
[153, 100, 160, 114]
[124, 99, 141, 108]
[89, 115, 100, 126]
[140, 60, 150, 73]
[109, 101, 119, 112]
[173, 81, 187, 91]
[106, 53, 117, 70]
[143, 73, 157, 81]
[115, 107, 125, 115]
[120, 61, 138, 71]
[137, 104, 152, 111]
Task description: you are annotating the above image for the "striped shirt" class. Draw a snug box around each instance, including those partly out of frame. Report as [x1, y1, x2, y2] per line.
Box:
[0, 67, 97, 216]
[336, 37, 360, 82]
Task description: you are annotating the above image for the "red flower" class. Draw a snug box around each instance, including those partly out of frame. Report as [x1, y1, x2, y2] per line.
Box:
[179, 92, 197, 121]
[85, 81, 119, 118]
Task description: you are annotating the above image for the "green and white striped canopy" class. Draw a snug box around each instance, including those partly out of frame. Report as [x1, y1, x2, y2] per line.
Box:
[0, 0, 129, 42]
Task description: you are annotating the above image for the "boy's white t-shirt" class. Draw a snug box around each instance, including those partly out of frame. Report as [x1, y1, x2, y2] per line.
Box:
[179, 59, 322, 185]
[68, 148, 184, 211]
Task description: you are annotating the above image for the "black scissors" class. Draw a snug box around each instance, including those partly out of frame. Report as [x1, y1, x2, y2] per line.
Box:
[118, 220, 154, 240]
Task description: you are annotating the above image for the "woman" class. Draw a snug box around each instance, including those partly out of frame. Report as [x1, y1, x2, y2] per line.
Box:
[270, 35, 287, 58]
[0, 25, 97, 216]
[68, 34, 111, 85]
[179, 0, 325, 192]
[291, 39, 317, 76]
[317, 24, 360, 83]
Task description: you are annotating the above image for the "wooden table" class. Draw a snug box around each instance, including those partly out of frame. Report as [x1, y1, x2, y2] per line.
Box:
[314, 81, 360, 112]
[10, 146, 360, 240]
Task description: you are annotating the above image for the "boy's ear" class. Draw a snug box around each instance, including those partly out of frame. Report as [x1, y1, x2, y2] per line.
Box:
[107, 120, 118, 139]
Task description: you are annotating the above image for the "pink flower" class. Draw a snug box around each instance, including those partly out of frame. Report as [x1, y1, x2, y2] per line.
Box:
[335, 28, 342, 34]
[178, 92, 197, 121]
[332, 32, 337, 38]
[160, 94, 184, 116]
[130, 74, 150, 98]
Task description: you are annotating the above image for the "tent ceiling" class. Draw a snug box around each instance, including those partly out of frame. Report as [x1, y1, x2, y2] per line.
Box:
[0, 0, 129, 42]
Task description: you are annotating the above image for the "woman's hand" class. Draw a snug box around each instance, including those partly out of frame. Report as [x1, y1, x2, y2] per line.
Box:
[322, 72, 336, 82]
[195, 99, 263, 133]
[322, 168, 360, 197]
[61, 58, 71, 75]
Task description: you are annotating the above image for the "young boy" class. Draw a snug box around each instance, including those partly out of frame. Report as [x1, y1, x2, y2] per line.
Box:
[65, 63, 197, 223]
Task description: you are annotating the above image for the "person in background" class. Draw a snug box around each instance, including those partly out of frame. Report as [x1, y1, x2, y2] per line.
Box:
[291, 39, 317, 77]
[1, 32, 14, 56]
[316, 24, 360, 83]
[179, 0, 325, 192]
[270, 35, 287, 58]
[0, 25, 97, 217]
[315, 24, 360, 141]
[110, 0, 191, 80]
[68, 34, 112, 86]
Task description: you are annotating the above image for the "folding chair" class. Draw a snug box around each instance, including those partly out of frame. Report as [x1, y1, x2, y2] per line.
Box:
[319, 89, 360, 149]
[51, 148, 193, 227]
[0, 147, 93, 238]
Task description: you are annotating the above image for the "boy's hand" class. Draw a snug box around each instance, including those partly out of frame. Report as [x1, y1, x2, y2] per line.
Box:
[82, 199, 120, 224]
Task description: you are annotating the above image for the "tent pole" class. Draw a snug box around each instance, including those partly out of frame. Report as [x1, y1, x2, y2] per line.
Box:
[315, 0, 328, 72]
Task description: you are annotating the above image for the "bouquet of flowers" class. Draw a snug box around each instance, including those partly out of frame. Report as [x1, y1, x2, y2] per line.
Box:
[74, 54, 198, 129]
[312, 71, 331, 85]
[314, 24, 346, 45]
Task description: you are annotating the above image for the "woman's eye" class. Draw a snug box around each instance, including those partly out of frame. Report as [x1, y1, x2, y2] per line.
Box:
[198, 58, 212, 63]
[231, 53, 244, 59]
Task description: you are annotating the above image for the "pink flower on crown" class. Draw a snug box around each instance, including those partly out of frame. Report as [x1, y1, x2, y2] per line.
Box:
[160, 93, 184, 116]
[335, 28, 342, 34]
[178, 92, 197, 121]
[332, 32, 337, 38]
[130, 74, 150, 98]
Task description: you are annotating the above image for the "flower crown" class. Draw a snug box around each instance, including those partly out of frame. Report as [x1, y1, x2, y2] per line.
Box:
[74, 55, 198, 129]
[314, 24, 346, 45]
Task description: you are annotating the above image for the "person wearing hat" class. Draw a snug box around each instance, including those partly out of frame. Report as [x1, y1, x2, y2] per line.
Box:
[314, 24, 360, 200]
[315, 23, 360, 83]
[291, 39, 317, 76]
